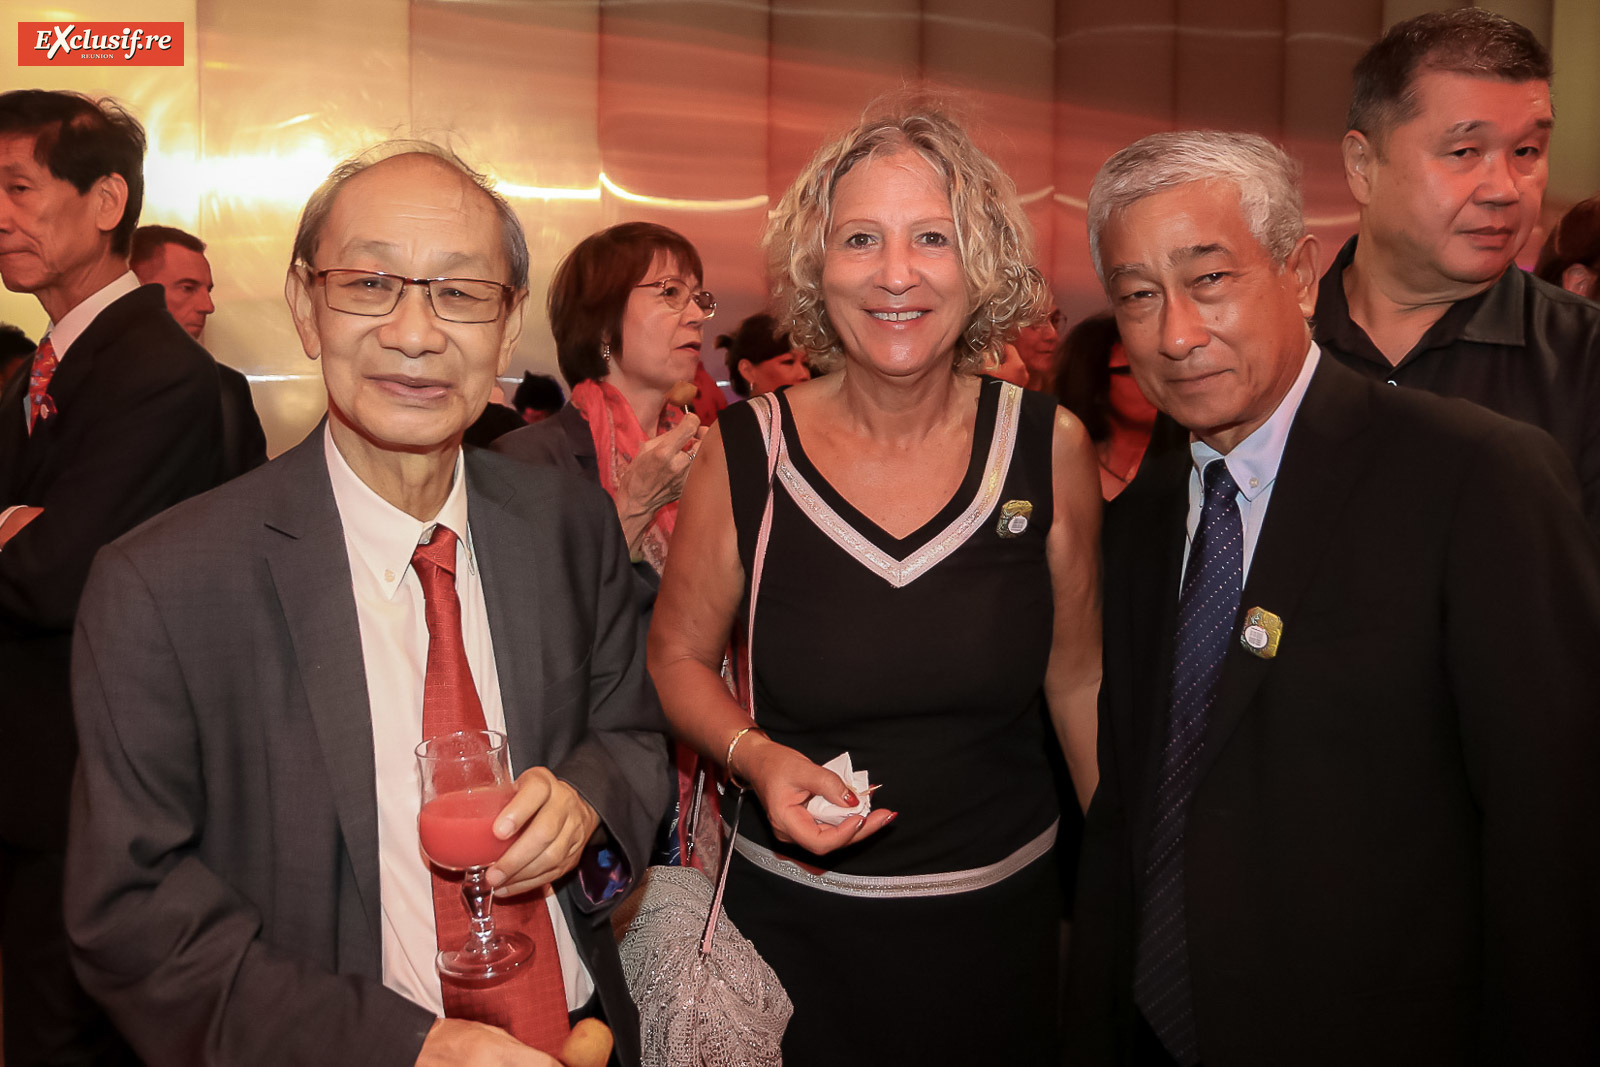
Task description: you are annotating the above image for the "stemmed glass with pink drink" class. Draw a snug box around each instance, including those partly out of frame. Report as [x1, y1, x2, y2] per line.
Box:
[416, 729, 531, 980]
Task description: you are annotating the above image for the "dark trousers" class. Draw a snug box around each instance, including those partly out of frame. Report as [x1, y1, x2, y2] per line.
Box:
[0, 842, 138, 1065]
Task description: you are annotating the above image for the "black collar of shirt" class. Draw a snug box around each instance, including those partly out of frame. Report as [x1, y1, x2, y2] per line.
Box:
[1314, 235, 1526, 369]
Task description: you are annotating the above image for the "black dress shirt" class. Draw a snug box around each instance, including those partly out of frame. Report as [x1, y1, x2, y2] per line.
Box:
[1314, 236, 1600, 535]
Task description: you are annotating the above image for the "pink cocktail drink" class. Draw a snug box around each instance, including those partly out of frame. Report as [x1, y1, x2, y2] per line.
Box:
[418, 788, 516, 870]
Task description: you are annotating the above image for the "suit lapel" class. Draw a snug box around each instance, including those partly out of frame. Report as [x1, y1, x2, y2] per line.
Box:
[467, 452, 548, 775]
[1189, 358, 1378, 787]
[261, 429, 384, 941]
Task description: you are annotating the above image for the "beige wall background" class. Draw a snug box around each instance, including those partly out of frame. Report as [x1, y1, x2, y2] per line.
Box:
[3, 0, 1596, 456]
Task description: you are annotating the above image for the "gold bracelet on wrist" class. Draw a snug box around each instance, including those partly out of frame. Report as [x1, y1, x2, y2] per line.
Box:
[724, 725, 763, 787]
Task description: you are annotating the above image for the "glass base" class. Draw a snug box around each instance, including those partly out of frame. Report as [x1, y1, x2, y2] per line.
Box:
[437, 930, 533, 982]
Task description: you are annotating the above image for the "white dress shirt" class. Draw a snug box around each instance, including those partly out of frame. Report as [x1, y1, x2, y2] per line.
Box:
[1, 272, 143, 536]
[324, 424, 594, 1015]
[1182, 342, 1321, 585]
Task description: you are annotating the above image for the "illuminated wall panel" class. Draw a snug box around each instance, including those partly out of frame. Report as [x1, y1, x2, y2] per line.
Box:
[2, 0, 1596, 457]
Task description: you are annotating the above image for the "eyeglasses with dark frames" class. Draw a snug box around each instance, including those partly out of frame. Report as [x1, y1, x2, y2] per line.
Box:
[313, 269, 515, 324]
[636, 278, 716, 319]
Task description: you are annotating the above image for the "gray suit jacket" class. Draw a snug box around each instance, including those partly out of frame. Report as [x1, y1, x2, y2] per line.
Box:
[64, 428, 671, 1066]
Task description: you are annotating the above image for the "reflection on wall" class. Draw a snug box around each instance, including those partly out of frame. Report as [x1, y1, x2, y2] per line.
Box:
[2, 0, 1593, 456]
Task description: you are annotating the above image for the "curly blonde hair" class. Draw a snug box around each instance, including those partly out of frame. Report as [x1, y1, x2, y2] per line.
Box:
[764, 95, 1049, 374]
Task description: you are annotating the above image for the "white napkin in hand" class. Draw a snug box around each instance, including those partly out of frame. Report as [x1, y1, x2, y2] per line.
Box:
[805, 752, 873, 826]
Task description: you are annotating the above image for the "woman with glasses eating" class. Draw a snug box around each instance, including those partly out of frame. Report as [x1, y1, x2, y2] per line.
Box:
[493, 222, 714, 576]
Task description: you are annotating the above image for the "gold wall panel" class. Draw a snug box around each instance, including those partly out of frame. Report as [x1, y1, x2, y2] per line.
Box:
[3, 0, 1596, 456]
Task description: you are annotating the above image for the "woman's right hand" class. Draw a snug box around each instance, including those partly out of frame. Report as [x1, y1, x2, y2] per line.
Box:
[614, 413, 702, 546]
[733, 733, 897, 855]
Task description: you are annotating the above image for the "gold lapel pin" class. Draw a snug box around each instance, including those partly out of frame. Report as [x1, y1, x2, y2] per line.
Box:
[1239, 607, 1284, 659]
[997, 499, 1033, 538]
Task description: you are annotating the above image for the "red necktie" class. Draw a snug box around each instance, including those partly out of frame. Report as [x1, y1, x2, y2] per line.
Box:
[411, 525, 572, 1054]
[27, 336, 58, 433]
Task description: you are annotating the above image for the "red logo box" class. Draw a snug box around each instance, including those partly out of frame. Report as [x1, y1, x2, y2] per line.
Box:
[17, 22, 185, 66]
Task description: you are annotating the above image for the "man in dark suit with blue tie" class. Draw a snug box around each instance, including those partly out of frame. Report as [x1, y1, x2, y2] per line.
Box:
[1062, 130, 1600, 1066]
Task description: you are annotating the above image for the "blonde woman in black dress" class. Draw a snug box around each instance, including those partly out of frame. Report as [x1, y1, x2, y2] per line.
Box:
[648, 99, 1101, 1062]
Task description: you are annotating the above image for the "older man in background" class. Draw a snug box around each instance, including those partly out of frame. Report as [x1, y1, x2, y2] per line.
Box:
[131, 223, 268, 476]
[1065, 130, 1600, 1066]
[65, 142, 668, 1066]
[0, 88, 222, 1065]
[1315, 8, 1600, 533]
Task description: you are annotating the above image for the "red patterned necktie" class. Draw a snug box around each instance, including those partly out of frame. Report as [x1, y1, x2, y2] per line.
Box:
[411, 525, 572, 1054]
[27, 336, 58, 433]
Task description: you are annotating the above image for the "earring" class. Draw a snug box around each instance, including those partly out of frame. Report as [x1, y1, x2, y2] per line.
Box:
[602, 343, 612, 365]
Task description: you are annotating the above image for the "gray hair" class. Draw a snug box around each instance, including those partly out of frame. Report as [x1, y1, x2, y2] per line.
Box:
[1087, 130, 1304, 283]
[290, 139, 529, 290]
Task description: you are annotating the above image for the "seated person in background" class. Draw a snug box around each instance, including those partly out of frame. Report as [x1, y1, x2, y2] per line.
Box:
[512, 371, 564, 423]
[0, 323, 34, 392]
[65, 140, 670, 1067]
[130, 223, 268, 476]
[1535, 193, 1600, 299]
[718, 311, 811, 397]
[1053, 311, 1158, 499]
[492, 222, 710, 577]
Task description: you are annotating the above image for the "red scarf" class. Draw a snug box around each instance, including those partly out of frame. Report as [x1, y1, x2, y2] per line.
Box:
[570, 378, 682, 574]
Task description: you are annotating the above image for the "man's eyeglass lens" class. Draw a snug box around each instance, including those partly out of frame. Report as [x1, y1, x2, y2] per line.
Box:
[317, 270, 509, 323]
[639, 280, 716, 319]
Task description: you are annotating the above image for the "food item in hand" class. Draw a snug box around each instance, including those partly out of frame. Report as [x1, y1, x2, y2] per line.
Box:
[666, 380, 699, 408]
[559, 1018, 614, 1067]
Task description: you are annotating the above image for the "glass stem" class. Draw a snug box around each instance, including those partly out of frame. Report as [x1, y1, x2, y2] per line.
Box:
[460, 866, 496, 955]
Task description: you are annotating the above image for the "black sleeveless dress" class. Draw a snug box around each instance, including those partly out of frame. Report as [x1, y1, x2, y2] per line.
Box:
[719, 378, 1063, 1064]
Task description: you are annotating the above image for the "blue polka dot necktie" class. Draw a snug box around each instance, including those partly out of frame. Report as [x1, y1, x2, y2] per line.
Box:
[1134, 458, 1243, 1066]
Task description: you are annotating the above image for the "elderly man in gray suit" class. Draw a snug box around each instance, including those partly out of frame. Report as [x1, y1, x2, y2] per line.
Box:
[63, 142, 671, 1066]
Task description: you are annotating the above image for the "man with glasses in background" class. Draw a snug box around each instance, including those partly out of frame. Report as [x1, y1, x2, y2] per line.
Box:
[64, 141, 669, 1066]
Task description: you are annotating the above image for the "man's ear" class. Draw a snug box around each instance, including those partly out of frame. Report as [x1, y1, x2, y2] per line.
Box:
[496, 289, 529, 376]
[1341, 130, 1375, 206]
[93, 173, 129, 239]
[285, 268, 322, 361]
[1286, 232, 1321, 319]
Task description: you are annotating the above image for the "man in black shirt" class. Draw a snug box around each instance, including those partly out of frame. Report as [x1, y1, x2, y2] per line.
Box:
[1316, 9, 1600, 533]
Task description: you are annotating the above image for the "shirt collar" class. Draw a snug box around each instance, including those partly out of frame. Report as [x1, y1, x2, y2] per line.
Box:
[1315, 235, 1524, 356]
[323, 422, 476, 600]
[45, 271, 141, 361]
[1190, 342, 1321, 502]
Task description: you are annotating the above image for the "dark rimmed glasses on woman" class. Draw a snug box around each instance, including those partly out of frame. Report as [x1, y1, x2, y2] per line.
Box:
[636, 278, 716, 319]
[313, 269, 515, 324]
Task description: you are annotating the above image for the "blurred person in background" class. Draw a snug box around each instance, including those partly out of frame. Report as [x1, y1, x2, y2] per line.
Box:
[1053, 311, 1159, 500]
[719, 311, 811, 397]
[1534, 194, 1600, 299]
[130, 223, 267, 477]
[512, 370, 564, 423]
[0, 87, 221, 1065]
[649, 99, 1101, 1063]
[1016, 302, 1061, 391]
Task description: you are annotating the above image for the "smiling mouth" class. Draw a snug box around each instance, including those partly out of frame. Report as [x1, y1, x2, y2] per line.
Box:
[373, 375, 450, 397]
[870, 310, 927, 322]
